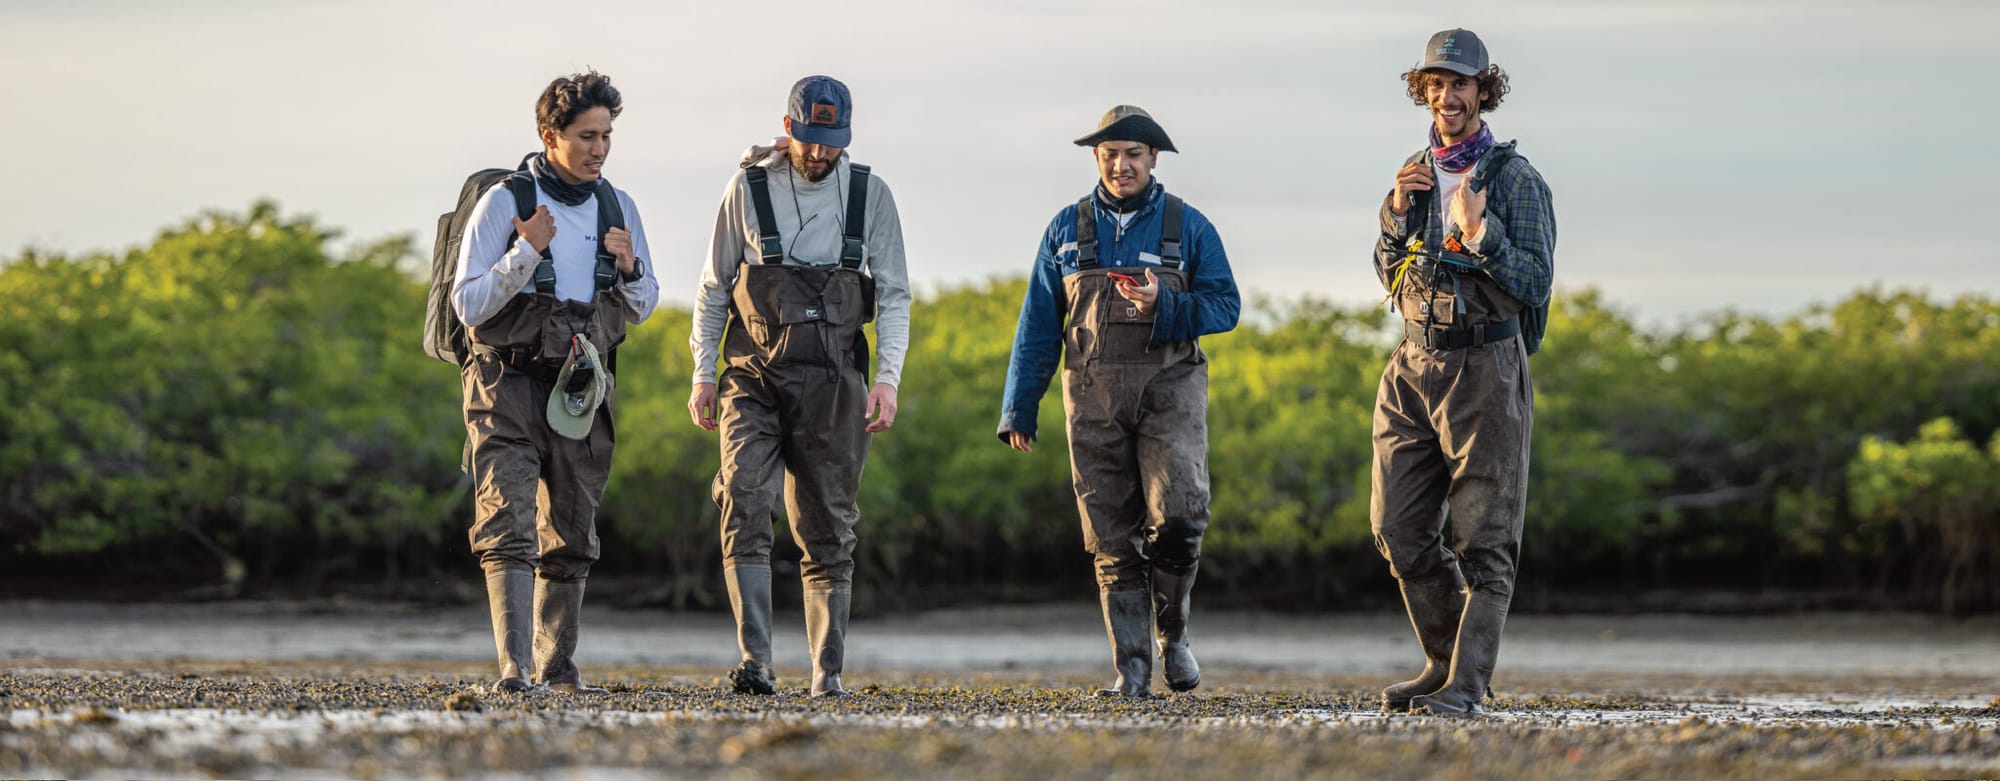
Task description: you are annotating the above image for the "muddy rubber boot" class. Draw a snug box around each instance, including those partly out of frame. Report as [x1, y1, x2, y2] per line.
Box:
[1410, 586, 1510, 717]
[805, 589, 852, 698]
[484, 568, 536, 693]
[533, 577, 608, 694]
[724, 563, 777, 695]
[1382, 569, 1468, 712]
[1093, 589, 1155, 698]
[1151, 564, 1201, 693]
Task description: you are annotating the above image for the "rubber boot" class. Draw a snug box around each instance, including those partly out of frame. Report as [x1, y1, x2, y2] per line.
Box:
[533, 577, 608, 694]
[724, 563, 777, 695]
[805, 589, 852, 698]
[484, 567, 536, 693]
[1093, 589, 1155, 698]
[1382, 569, 1468, 711]
[1410, 586, 1510, 716]
[1151, 564, 1201, 693]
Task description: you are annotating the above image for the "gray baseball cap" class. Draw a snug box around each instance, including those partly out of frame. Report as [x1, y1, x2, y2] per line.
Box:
[1421, 28, 1489, 76]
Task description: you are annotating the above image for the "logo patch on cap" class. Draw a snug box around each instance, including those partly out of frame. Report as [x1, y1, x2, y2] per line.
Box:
[811, 103, 839, 125]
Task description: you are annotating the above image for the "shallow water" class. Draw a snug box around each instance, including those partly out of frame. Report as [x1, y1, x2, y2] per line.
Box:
[7, 601, 1999, 677]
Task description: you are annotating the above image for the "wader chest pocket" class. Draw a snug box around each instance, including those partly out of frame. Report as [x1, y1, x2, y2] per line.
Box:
[1099, 321, 1158, 363]
[780, 302, 826, 325]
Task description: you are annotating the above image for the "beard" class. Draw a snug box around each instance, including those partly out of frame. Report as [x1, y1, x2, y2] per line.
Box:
[789, 152, 835, 182]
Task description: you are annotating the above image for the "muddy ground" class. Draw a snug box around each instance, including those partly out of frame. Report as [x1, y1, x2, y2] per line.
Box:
[4, 602, 1998, 779]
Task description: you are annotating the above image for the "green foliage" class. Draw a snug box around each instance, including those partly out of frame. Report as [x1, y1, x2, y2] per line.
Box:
[4, 204, 1997, 611]
[1848, 419, 2000, 613]
[0, 203, 458, 588]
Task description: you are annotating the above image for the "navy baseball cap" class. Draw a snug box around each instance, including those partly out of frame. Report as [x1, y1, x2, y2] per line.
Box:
[787, 75, 852, 148]
[1421, 29, 1489, 76]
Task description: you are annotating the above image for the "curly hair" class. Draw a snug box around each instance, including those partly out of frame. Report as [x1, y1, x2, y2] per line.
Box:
[536, 70, 623, 132]
[1401, 65, 1509, 114]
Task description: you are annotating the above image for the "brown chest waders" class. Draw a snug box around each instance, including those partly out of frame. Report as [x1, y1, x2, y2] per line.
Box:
[715, 164, 873, 697]
[1370, 194, 1534, 714]
[461, 177, 627, 694]
[1062, 195, 1207, 696]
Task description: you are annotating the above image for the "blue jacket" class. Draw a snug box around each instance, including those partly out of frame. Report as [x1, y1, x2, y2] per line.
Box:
[997, 181, 1241, 441]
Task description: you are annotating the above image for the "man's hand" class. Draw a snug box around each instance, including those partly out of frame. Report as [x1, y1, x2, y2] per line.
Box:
[688, 382, 718, 431]
[513, 205, 556, 253]
[865, 383, 898, 433]
[1449, 178, 1487, 242]
[1114, 268, 1160, 314]
[1006, 432, 1033, 453]
[604, 227, 636, 274]
[1390, 162, 1435, 216]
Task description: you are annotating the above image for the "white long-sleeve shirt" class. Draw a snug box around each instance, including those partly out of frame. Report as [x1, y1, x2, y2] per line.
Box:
[453, 175, 660, 328]
[691, 145, 911, 388]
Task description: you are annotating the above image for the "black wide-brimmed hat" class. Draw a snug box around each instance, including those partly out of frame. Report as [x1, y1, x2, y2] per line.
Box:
[1072, 105, 1177, 153]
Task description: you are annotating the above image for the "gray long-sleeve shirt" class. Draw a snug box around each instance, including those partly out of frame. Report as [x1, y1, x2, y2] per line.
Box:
[691, 144, 911, 388]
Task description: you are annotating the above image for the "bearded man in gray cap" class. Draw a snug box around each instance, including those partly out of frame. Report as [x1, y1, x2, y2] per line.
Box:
[689, 75, 910, 698]
[998, 105, 1240, 697]
[452, 70, 660, 694]
[1370, 28, 1556, 716]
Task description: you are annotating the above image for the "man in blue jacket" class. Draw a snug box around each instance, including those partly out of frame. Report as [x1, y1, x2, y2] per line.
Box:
[998, 106, 1240, 698]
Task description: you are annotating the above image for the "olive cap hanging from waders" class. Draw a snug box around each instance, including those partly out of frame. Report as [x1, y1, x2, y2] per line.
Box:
[546, 334, 606, 440]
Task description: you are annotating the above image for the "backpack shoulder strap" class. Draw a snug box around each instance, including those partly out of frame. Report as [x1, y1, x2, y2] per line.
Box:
[1074, 197, 1099, 270]
[1158, 193, 1185, 270]
[743, 167, 784, 264]
[1471, 144, 1520, 193]
[841, 163, 870, 270]
[502, 173, 537, 221]
[501, 174, 556, 296]
[592, 179, 624, 293]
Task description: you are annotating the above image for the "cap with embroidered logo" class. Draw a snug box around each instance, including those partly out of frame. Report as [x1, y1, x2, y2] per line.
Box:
[1421, 28, 1489, 76]
[787, 75, 852, 148]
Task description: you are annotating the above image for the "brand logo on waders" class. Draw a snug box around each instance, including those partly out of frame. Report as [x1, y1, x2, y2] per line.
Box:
[805, 307, 821, 319]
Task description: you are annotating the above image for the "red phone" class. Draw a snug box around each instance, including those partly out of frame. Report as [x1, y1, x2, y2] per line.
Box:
[1106, 271, 1140, 285]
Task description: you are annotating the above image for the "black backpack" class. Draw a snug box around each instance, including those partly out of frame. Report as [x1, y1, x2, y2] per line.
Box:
[425, 155, 628, 366]
[426, 154, 537, 365]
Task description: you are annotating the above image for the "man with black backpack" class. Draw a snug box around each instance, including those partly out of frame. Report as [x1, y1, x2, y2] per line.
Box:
[1369, 29, 1555, 717]
[688, 75, 909, 698]
[432, 70, 658, 694]
[996, 106, 1240, 698]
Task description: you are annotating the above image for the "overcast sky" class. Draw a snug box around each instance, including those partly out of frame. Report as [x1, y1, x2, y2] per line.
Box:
[1, 0, 1991, 324]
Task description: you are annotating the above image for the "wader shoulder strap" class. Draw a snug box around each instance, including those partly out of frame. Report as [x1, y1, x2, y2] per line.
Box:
[743, 167, 784, 264]
[592, 180, 625, 294]
[1074, 197, 1099, 270]
[1158, 194, 1185, 270]
[841, 163, 870, 270]
[501, 175, 558, 296]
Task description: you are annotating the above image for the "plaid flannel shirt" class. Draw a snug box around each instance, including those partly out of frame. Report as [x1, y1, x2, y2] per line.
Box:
[1374, 141, 1555, 309]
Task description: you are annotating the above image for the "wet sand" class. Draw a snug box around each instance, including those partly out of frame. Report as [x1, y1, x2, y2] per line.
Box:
[4, 601, 1998, 779]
